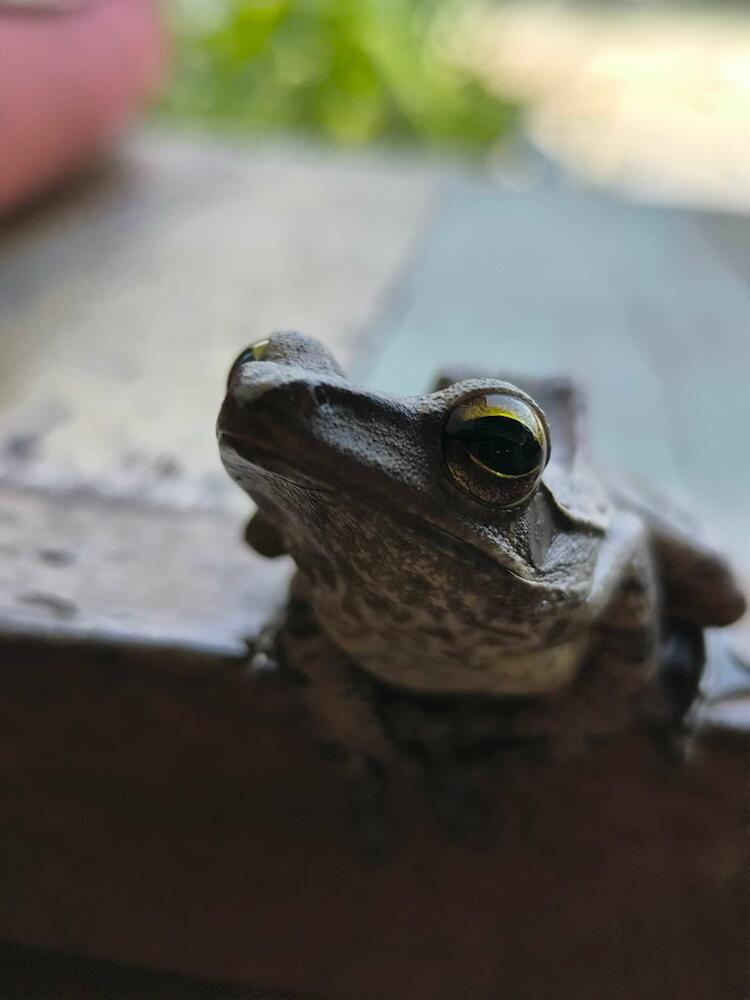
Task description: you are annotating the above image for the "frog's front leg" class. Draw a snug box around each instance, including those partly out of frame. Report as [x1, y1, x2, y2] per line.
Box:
[277, 575, 397, 766]
[268, 574, 402, 853]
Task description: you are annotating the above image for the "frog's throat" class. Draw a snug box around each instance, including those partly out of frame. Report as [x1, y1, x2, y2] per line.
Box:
[335, 628, 591, 697]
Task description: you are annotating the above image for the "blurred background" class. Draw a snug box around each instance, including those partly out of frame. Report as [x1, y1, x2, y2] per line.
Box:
[1, 0, 748, 565]
[1, 0, 748, 559]
[163, 0, 750, 209]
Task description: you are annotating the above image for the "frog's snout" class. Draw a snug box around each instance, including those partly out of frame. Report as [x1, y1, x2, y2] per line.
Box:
[219, 366, 323, 443]
[220, 331, 345, 435]
[220, 332, 338, 435]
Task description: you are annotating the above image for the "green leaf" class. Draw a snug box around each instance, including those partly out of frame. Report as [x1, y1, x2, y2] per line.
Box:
[162, 0, 519, 154]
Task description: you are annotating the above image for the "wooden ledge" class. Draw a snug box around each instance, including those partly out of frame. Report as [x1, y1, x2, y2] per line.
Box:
[0, 480, 291, 661]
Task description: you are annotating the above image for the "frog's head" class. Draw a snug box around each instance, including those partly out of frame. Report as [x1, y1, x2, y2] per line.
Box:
[217, 332, 591, 694]
[218, 331, 552, 563]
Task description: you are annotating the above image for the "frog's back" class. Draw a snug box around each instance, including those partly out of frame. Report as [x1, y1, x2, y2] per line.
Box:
[611, 479, 746, 627]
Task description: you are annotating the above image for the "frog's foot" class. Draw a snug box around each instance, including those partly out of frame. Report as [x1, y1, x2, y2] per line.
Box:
[638, 621, 705, 762]
[292, 641, 400, 766]
[276, 589, 406, 852]
[655, 621, 705, 725]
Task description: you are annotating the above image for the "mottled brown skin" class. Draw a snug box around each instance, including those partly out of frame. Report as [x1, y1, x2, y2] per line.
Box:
[217, 332, 746, 773]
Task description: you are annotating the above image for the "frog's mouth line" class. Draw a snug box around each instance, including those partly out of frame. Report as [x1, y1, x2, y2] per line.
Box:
[218, 430, 539, 585]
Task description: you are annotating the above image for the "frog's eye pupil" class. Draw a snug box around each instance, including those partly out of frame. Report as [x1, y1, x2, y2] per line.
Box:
[456, 415, 542, 477]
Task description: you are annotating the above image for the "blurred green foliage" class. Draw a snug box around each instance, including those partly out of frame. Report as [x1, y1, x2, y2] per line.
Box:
[164, 0, 518, 152]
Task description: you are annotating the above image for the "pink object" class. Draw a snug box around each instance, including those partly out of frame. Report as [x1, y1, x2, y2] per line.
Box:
[0, 0, 163, 213]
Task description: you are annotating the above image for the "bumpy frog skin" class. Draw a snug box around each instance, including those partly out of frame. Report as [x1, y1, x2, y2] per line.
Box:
[217, 332, 746, 766]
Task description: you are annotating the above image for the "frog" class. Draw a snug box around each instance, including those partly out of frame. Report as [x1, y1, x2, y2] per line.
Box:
[216, 331, 746, 779]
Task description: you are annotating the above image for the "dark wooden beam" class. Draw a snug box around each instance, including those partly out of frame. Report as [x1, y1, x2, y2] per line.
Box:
[0, 621, 747, 1000]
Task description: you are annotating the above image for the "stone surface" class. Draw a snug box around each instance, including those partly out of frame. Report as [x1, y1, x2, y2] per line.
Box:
[0, 481, 290, 658]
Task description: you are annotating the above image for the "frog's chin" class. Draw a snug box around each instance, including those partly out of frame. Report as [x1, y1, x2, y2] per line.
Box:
[218, 433, 337, 495]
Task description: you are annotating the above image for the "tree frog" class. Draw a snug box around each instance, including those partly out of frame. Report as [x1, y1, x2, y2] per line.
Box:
[217, 332, 746, 772]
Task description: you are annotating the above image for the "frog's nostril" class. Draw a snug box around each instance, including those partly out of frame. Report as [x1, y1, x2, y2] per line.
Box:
[291, 383, 323, 416]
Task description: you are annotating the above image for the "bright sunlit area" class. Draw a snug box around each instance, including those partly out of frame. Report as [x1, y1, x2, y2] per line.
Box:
[163, 0, 750, 210]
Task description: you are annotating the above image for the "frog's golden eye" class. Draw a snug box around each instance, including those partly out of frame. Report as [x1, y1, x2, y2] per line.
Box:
[443, 391, 549, 507]
[227, 339, 270, 388]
